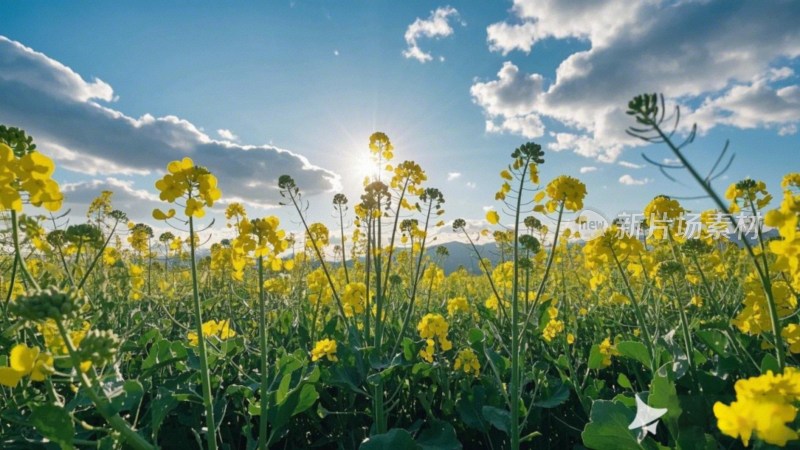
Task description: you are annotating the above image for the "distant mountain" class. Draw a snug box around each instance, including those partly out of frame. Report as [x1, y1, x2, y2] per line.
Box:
[423, 241, 502, 275]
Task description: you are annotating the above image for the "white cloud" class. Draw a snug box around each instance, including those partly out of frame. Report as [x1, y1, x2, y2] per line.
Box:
[488, 0, 646, 55]
[579, 166, 597, 174]
[547, 132, 622, 162]
[662, 157, 681, 165]
[0, 36, 340, 208]
[62, 177, 161, 223]
[217, 128, 239, 141]
[486, 22, 538, 55]
[486, 113, 544, 138]
[779, 124, 798, 136]
[447, 172, 461, 181]
[475, 1, 800, 161]
[690, 79, 800, 133]
[403, 6, 461, 63]
[466, 181, 476, 189]
[618, 161, 645, 169]
[334, 49, 339, 56]
[618, 174, 652, 186]
[471, 62, 546, 138]
[0, 37, 114, 103]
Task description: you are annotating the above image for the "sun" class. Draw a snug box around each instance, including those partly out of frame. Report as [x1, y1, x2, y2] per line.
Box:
[350, 150, 382, 185]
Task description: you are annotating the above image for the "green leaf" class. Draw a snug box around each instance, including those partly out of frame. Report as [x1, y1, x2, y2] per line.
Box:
[403, 337, 414, 361]
[467, 328, 484, 346]
[108, 380, 144, 415]
[534, 382, 569, 409]
[617, 373, 632, 389]
[581, 400, 644, 450]
[481, 406, 511, 434]
[617, 341, 650, 368]
[649, 368, 682, 438]
[30, 404, 74, 450]
[141, 339, 187, 372]
[696, 330, 729, 357]
[291, 384, 319, 416]
[416, 420, 462, 450]
[761, 353, 780, 375]
[150, 387, 178, 442]
[456, 386, 488, 432]
[360, 428, 418, 450]
[588, 344, 605, 370]
[276, 373, 292, 405]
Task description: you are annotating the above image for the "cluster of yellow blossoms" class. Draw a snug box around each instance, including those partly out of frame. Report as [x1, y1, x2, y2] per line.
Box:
[643, 195, 686, 240]
[188, 320, 237, 346]
[154, 157, 221, 219]
[583, 226, 644, 271]
[543, 175, 587, 213]
[732, 272, 796, 336]
[0, 344, 54, 387]
[714, 368, 800, 446]
[311, 338, 338, 362]
[307, 268, 333, 306]
[725, 178, 772, 213]
[342, 282, 366, 317]
[453, 348, 480, 377]
[446, 296, 469, 316]
[765, 173, 800, 292]
[418, 313, 453, 363]
[541, 307, 565, 342]
[597, 337, 619, 368]
[0, 143, 63, 212]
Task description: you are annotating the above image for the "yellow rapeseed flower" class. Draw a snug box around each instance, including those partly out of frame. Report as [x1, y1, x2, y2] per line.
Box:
[311, 338, 338, 362]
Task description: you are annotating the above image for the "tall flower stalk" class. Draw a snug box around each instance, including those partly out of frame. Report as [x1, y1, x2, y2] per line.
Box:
[153, 157, 222, 450]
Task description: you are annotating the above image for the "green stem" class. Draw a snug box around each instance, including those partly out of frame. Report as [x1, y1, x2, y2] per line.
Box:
[10, 210, 39, 290]
[509, 158, 532, 450]
[257, 256, 269, 450]
[189, 216, 218, 450]
[610, 247, 655, 372]
[77, 219, 119, 290]
[651, 124, 785, 369]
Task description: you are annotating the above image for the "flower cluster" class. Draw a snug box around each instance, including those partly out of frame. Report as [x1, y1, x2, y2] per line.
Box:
[10, 287, 88, 321]
[0, 142, 63, 212]
[418, 313, 452, 363]
[78, 329, 121, 367]
[544, 175, 586, 212]
[454, 348, 480, 377]
[714, 368, 800, 446]
[311, 338, 338, 362]
[0, 344, 54, 387]
[369, 132, 394, 161]
[37, 320, 90, 356]
[725, 178, 771, 213]
[582, 226, 644, 271]
[765, 173, 800, 291]
[446, 296, 469, 316]
[306, 268, 333, 306]
[391, 160, 427, 198]
[188, 319, 237, 346]
[342, 282, 366, 317]
[597, 337, 618, 368]
[731, 272, 796, 336]
[643, 195, 686, 240]
[154, 157, 222, 219]
[306, 222, 330, 248]
[541, 307, 565, 342]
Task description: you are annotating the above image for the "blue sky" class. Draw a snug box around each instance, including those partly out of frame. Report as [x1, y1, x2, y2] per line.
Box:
[1, 0, 798, 241]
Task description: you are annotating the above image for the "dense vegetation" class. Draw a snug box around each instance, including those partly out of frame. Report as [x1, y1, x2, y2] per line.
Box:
[0, 94, 799, 449]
